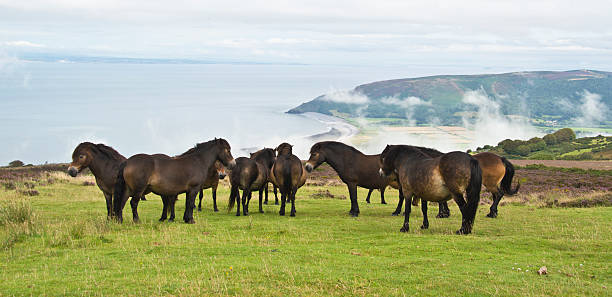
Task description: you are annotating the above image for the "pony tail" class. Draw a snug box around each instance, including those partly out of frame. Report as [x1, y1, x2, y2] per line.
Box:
[500, 157, 520, 195]
[113, 162, 127, 217]
[466, 158, 482, 209]
[227, 185, 238, 211]
[282, 157, 292, 196]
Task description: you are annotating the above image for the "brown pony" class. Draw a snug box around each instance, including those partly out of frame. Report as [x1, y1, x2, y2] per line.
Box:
[305, 141, 400, 217]
[159, 160, 228, 222]
[379, 145, 482, 234]
[68, 142, 132, 218]
[397, 150, 520, 218]
[113, 138, 236, 224]
[197, 160, 227, 212]
[269, 143, 307, 216]
[227, 148, 276, 216]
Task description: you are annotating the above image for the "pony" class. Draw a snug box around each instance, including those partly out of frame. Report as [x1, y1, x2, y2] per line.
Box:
[113, 138, 236, 223]
[379, 145, 482, 234]
[227, 148, 276, 216]
[269, 143, 307, 216]
[305, 141, 400, 217]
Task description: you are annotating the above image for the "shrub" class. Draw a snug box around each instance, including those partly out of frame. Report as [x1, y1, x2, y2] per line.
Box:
[8, 160, 24, 167]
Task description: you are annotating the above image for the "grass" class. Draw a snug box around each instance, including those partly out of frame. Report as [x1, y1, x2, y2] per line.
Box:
[0, 177, 610, 296]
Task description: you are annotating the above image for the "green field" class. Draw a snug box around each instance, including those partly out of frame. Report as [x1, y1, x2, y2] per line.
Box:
[1, 177, 611, 296]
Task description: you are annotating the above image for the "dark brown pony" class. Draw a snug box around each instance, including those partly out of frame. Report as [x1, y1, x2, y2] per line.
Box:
[379, 145, 482, 234]
[113, 138, 236, 224]
[159, 160, 228, 222]
[227, 148, 276, 216]
[197, 161, 227, 212]
[269, 143, 307, 216]
[68, 142, 131, 218]
[396, 149, 520, 218]
[305, 141, 400, 217]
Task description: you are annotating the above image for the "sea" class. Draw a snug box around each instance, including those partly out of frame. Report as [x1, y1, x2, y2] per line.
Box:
[0, 61, 450, 165]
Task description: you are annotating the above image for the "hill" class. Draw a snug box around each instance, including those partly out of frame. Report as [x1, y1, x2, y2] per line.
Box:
[288, 70, 612, 127]
[473, 128, 612, 160]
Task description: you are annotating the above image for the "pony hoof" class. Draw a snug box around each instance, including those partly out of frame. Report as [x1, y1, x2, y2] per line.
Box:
[186, 219, 195, 224]
[400, 227, 409, 233]
[366, 200, 371, 204]
[133, 219, 140, 224]
[455, 229, 470, 235]
[350, 213, 359, 217]
[259, 210, 264, 213]
[274, 202, 279, 205]
[263, 201, 268, 205]
[381, 201, 387, 204]
[420, 225, 429, 229]
[168, 218, 174, 222]
[159, 218, 166, 222]
[214, 209, 219, 212]
[279, 211, 285, 216]
[290, 213, 295, 217]
[486, 212, 497, 218]
[197, 208, 202, 212]
[436, 214, 450, 218]
[391, 212, 399, 216]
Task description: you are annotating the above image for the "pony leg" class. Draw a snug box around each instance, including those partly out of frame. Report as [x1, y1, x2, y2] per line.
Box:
[452, 194, 471, 235]
[487, 190, 503, 218]
[114, 191, 130, 223]
[400, 194, 413, 232]
[290, 187, 297, 217]
[159, 196, 169, 222]
[104, 193, 113, 219]
[437, 201, 450, 218]
[130, 196, 141, 223]
[392, 188, 404, 216]
[198, 189, 204, 212]
[380, 188, 387, 204]
[274, 185, 279, 205]
[365, 189, 373, 203]
[263, 183, 269, 205]
[259, 189, 265, 213]
[347, 183, 359, 217]
[242, 189, 251, 216]
[279, 192, 286, 216]
[421, 200, 429, 229]
[183, 190, 197, 224]
[169, 196, 177, 222]
[212, 187, 219, 212]
[230, 186, 241, 216]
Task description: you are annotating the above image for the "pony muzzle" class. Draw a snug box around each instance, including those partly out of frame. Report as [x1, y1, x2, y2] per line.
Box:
[378, 168, 386, 177]
[305, 162, 313, 172]
[67, 166, 79, 177]
[228, 159, 237, 169]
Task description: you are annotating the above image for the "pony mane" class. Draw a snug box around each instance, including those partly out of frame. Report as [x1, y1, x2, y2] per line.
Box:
[311, 141, 362, 155]
[413, 146, 444, 157]
[73, 142, 125, 161]
[94, 143, 126, 161]
[178, 138, 230, 157]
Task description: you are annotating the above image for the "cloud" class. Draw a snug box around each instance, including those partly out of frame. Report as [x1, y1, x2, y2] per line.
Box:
[461, 88, 540, 148]
[381, 96, 432, 108]
[4, 40, 45, 47]
[321, 89, 369, 104]
[574, 90, 610, 127]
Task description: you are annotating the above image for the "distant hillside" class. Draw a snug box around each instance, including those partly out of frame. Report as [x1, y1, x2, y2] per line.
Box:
[288, 70, 612, 126]
[472, 128, 612, 160]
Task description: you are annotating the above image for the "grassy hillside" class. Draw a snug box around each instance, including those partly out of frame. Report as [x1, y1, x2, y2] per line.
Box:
[288, 70, 612, 127]
[0, 165, 611, 296]
[474, 128, 612, 160]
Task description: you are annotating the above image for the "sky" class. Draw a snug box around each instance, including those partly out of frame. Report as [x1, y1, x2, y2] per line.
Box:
[1, 0, 612, 70]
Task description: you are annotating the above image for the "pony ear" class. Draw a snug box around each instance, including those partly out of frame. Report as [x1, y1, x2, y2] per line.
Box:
[250, 153, 254, 157]
[385, 144, 390, 149]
